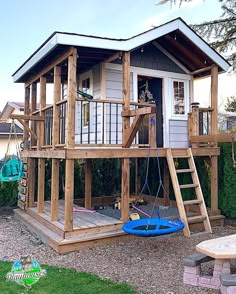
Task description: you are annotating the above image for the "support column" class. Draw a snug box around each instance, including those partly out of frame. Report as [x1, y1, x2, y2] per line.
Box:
[135, 158, 140, 196]
[51, 66, 61, 221]
[211, 64, 218, 136]
[163, 161, 170, 206]
[210, 155, 219, 214]
[121, 51, 130, 222]
[64, 48, 77, 231]
[85, 159, 92, 209]
[23, 87, 30, 143]
[37, 77, 46, 213]
[28, 83, 37, 208]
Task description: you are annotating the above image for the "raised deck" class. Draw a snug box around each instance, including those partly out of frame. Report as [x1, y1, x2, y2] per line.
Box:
[14, 201, 135, 253]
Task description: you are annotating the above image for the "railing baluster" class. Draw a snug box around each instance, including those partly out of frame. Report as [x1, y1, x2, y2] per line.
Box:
[88, 103, 90, 144]
[102, 103, 105, 144]
[109, 103, 112, 144]
[95, 101, 98, 144]
[116, 104, 118, 144]
[80, 101, 82, 144]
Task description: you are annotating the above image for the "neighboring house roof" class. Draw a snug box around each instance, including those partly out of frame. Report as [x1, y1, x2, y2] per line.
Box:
[0, 101, 47, 120]
[12, 18, 230, 83]
[0, 122, 23, 135]
[0, 101, 24, 120]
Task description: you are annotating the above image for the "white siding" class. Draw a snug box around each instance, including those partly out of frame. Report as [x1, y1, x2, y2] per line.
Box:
[169, 120, 189, 148]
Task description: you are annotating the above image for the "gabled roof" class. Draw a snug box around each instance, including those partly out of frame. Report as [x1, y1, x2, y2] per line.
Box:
[12, 17, 230, 83]
[0, 122, 23, 135]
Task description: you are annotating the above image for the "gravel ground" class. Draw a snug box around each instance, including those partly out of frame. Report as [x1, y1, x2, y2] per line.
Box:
[0, 208, 236, 294]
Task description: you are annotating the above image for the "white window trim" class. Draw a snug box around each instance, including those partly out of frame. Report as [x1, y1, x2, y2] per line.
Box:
[79, 70, 93, 130]
[170, 79, 189, 120]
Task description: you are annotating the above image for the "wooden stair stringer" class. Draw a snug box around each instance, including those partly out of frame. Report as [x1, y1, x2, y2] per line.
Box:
[166, 149, 190, 237]
[187, 148, 212, 234]
[166, 148, 212, 237]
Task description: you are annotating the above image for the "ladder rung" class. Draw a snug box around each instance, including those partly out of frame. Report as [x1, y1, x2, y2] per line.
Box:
[179, 183, 199, 189]
[172, 155, 190, 158]
[176, 169, 194, 173]
[183, 199, 202, 205]
[187, 215, 206, 224]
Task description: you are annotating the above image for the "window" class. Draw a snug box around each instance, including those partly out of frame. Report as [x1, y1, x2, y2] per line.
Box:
[80, 77, 91, 127]
[173, 81, 185, 115]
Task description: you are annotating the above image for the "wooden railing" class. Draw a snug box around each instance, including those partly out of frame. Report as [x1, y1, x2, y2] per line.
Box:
[31, 98, 156, 148]
[188, 106, 213, 146]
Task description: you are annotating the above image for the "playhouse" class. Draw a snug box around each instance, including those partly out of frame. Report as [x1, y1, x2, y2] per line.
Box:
[10, 18, 231, 253]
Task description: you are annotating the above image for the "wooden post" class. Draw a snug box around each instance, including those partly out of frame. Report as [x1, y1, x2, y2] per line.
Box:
[64, 48, 77, 231]
[163, 160, 170, 206]
[149, 113, 156, 148]
[121, 158, 130, 222]
[85, 159, 92, 208]
[51, 66, 61, 221]
[31, 83, 37, 146]
[191, 105, 199, 147]
[211, 64, 218, 136]
[28, 83, 37, 208]
[210, 155, 219, 214]
[23, 87, 30, 143]
[121, 51, 130, 222]
[37, 77, 46, 213]
[135, 158, 140, 196]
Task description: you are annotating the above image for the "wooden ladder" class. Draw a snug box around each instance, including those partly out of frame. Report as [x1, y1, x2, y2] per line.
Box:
[166, 148, 212, 237]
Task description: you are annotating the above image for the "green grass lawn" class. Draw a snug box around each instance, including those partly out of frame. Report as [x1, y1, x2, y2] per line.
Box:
[0, 260, 136, 294]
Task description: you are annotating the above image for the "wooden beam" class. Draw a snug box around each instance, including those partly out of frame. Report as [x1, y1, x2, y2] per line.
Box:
[211, 64, 218, 136]
[10, 114, 44, 121]
[17, 118, 37, 140]
[64, 159, 74, 231]
[37, 158, 45, 213]
[65, 147, 220, 159]
[124, 115, 144, 148]
[121, 106, 156, 117]
[120, 158, 130, 222]
[22, 150, 65, 159]
[122, 51, 131, 146]
[25, 47, 75, 87]
[103, 52, 121, 63]
[190, 133, 236, 143]
[190, 66, 212, 76]
[51, 159, 60, 221]
[52, 66, 61, 147]
[85, 159, 92, 209]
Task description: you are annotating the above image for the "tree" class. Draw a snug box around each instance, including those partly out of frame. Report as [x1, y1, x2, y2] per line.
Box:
[158, 0, 236, 71]
[225, 95, 236, 112]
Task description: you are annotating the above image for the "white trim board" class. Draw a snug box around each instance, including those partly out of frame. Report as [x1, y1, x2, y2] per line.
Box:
[105, 63, 192, 80]
[13, 18, 230, 83]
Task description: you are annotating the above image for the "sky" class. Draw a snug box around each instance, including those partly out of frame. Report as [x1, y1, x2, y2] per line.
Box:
[0, 0, 235, 111]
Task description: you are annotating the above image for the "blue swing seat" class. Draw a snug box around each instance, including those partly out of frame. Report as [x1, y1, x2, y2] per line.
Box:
[0, 158, 23, 182]
[122, 218, 184, 237]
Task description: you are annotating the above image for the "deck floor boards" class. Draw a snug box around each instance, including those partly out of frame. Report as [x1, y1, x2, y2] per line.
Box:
[28, 200, 122, 232]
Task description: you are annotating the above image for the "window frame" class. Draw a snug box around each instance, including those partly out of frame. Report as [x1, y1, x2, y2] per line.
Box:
[79, 71, 93, 128]
[171, 79, 188, 119]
